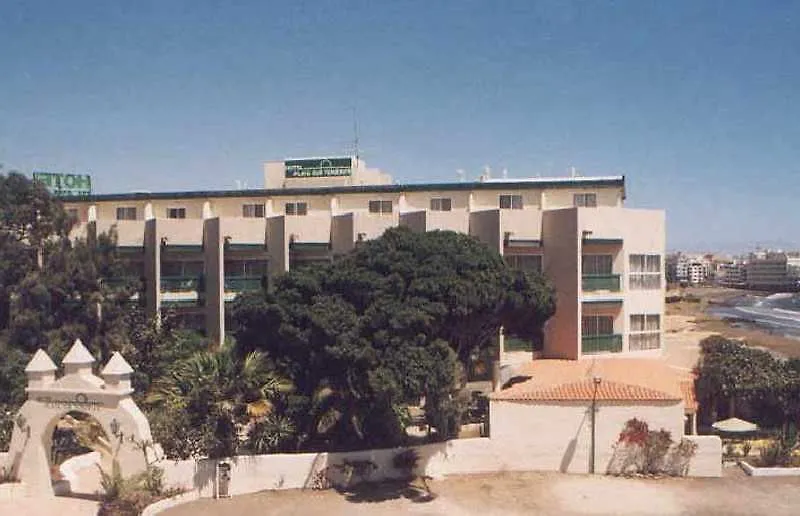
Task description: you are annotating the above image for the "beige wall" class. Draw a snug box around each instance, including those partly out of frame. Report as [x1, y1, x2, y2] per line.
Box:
[542, 208, 580, 359]
[500, 209, 543, 241]
[403, 191, 470, 212]
[96, 220, 146, 247]
[471, 189, 542, 211]
[489, 399, 684, 474]
[543, 187, 622, 210]
[219, 218, 268, 246]
[285, 212, 332, 243]
[353, 211, 399, 241]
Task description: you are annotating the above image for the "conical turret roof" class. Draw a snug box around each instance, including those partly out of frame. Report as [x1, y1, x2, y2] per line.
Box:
[25, 349, 57, 373]
[101, 352, 134, 376]
[62, 339, 95, 365]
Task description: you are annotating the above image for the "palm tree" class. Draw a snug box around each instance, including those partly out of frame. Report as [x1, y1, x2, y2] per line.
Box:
[148, 347, 292, 458]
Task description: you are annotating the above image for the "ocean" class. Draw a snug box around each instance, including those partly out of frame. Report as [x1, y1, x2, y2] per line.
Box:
[706, 293, 800, 339]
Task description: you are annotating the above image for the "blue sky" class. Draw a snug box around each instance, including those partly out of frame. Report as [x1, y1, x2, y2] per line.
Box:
[1, 1, 798, 252]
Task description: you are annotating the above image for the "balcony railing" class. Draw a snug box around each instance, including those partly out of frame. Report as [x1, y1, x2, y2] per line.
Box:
[160, 275, 202, 292]
[581, 334, 623, 354]
[101, 277, 139, 289]
[224, 276, 264, 292]
[582, 274, 621, 292]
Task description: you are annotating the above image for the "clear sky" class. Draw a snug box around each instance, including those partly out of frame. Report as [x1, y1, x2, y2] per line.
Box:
[1, 1, 798, 252]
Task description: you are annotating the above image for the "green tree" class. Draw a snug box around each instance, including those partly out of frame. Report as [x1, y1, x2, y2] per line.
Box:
[147, 347, 292, 459]
[232, 227, 555, 450]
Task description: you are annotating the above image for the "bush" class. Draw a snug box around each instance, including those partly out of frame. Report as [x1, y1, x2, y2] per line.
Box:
[609, 418, 697, 476]
[392, 449, 420, 478]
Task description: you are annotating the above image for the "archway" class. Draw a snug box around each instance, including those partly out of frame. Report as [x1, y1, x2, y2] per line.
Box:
[48, 410, 112, 496]
[2, 340, 156, 498]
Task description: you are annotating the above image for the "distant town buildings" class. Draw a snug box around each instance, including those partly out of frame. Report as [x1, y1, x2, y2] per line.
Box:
[668, 249, 800, 291]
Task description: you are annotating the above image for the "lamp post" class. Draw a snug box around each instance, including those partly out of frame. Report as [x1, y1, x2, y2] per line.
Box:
[590, 376, 602, 474]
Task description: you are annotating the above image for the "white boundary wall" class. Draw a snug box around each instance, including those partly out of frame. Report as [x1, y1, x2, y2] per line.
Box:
[159, 432, 722, 499]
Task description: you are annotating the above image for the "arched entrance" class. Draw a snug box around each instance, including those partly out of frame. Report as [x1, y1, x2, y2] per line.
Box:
[48, 410, 112, 496]
[3, 340, 156, 498]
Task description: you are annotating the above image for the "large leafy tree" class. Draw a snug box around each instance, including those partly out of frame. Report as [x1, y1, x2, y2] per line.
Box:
[232, 226, 555, 450]
[695, 335, 800, 431]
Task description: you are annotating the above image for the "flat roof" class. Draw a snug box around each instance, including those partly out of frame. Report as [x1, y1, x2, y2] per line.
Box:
[61, 176, 626, 202]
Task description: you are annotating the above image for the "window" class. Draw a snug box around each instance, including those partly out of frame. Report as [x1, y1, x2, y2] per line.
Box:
[116, 207, 137, 220]
[368, 200, 393, 214]
[629, 314, 661, 350]
[242, 203, 265, 218]
[630, 254, 662, 289]
[582, 254, 613, 275]
[166, 207, 186, 219]
[285, 202, 308, 216]
[499, 194, 523, 210]
[582, 315, 614, 336]
[505, 254, 543, 274]
[430, 197, 452, 211]
[574, 193, 597, 207]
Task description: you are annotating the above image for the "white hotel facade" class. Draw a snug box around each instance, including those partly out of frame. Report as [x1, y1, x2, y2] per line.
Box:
[62, 157, 666, 361]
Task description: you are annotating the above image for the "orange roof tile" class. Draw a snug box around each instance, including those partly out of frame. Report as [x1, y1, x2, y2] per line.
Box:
[491, 378, 681, 402]
[681, 380, 698, 414]
[491, 358, 690, 404]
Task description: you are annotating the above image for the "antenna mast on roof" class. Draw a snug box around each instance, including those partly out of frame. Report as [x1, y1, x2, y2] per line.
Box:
[352, 106, 360, 161]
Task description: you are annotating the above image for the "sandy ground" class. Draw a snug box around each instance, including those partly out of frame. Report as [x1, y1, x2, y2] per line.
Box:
[162, 470, 800, 516]
[0, 496, 99, 516]
[665, 287, 800, 359]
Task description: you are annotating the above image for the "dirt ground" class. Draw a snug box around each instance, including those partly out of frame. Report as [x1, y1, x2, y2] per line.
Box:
[162, 469, 800, 516]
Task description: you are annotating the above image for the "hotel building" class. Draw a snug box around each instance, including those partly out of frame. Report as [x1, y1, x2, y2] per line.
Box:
[62, 157, 666, 360]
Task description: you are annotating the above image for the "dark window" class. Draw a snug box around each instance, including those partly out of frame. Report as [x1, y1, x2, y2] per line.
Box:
[574, 193, 598, 207]
[505, 254, 543, 274]
[430, 197, 452, 211]
[242, 203, 265, 218]
[285, 202, 308, 216]
[368, 200, 393, 214]
[166, 207, 186, 219]
[116, 207, 137, 220]
[582, 255, 613, 275]
[499, 194, 523, 210]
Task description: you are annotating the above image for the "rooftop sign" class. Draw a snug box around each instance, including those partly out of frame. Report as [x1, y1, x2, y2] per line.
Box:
[285, 157, 352, 178]
[33, 172, 92, 196]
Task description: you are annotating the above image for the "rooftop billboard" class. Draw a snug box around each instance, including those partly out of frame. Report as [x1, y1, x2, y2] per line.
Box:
[32, 172, 92, 196]
[284, 157, 352, 178]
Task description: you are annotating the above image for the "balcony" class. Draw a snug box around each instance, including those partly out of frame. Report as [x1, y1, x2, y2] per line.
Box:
[582, 274, 621, 292]
[581, 334, 623, 354]
[160, 275, 202, 292]
[224, 276, 264, 292]
[101, 277, 139, 289]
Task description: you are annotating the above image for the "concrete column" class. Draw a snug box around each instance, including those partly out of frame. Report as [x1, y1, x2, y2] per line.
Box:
[144, 202, 154, 220]
[469, 210, 502, 254]
[399, 211, 427, 233]
[331, 213, 355, 256]
[204, 217, 224, 347]
[266, 215, 288, 275]
[144, 219, 160, 320]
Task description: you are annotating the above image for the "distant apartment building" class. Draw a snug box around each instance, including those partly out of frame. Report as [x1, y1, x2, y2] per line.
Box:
[61, 157, 665, 360]
[745, 252, 794, 290]
[667, 253, 711, 285]
[715, 260, 747, 288]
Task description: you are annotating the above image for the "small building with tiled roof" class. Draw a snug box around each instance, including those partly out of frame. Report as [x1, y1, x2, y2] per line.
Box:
[487, 358, 697, 474]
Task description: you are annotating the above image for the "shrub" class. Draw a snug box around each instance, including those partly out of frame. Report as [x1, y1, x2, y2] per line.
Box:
[392, 449, 420, 478]
[0, 466, 18, 484]
[609, 418, 696, 476]
[758, 437, 796, 467]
